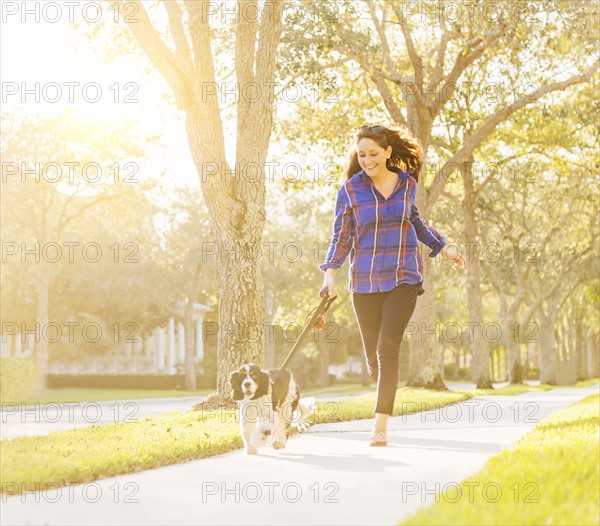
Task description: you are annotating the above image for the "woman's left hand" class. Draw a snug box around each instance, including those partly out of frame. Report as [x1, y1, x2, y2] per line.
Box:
[441, 245, 467, 271]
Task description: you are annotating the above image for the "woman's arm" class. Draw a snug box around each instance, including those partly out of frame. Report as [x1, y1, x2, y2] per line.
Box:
[319, 186, 354, 271]
[410, 203, 467, 270]
[409, 202, 446, 257]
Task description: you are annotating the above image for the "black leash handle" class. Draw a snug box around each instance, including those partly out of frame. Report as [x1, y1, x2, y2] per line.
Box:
[270, 288, 336, 383]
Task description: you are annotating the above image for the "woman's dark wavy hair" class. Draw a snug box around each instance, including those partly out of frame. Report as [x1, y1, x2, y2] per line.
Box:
[342, 123, 424, 183]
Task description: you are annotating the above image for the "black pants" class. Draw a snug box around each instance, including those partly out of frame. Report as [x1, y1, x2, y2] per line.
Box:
[351, 283, 420, 415]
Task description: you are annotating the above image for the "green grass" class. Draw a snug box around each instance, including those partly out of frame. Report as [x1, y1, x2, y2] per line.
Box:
[573, 378, 600, 388]
[305, 382, 374, 396]
[5, 388, 211, 406]
[466, 384, 554, 396]
[448, 377, 599, 397]
[399, 392, 600, 526]
[7, 378, 598, 406]
[309, 388, 471, 422]
[0, 388, 470, 495]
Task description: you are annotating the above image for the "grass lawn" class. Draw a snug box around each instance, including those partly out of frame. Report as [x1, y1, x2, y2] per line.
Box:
[7, 378, 597, 406]
[448, 377, 599, 397]
[464, 384, 554, 396]
[0, 388, 470, 495]
[4, 388, 212, 406]
[305, 382, 374, 396]
[399, 392, 600, 526]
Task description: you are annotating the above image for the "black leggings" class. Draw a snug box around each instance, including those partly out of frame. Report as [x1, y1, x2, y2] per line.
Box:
[351, 283, 420, 415]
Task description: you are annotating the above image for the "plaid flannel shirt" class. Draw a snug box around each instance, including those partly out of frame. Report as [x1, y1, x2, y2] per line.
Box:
[319, 167, 447, 295]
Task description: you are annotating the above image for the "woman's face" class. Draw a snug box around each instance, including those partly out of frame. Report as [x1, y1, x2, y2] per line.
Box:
[357, 138, 391, 178]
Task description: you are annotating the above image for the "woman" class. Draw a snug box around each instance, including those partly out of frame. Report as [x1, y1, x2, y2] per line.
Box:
[319, 124, 467, 446]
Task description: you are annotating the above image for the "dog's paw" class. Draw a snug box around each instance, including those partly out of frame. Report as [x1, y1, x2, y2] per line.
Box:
[272, 441, 286, 450]
[245, 446, 258, 455]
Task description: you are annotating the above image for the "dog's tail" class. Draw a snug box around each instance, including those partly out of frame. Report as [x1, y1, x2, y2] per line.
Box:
[292, 397, 316, 432]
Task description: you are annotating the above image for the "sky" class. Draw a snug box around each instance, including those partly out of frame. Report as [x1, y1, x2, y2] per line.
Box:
[0, 2, 214, 190]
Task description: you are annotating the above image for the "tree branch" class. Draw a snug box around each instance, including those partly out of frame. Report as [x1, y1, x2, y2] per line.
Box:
[428, 3, 455, 91]
[431, 23, 507, 117]
[429, 58, 600, 209]
[371, 73, 407, 125]
[107, 0, 193, 110]
[162, 0, 194, 74]
[387, 0, 423, 87]
[364, 0, 397, 78]
[235, 0, 259, 142]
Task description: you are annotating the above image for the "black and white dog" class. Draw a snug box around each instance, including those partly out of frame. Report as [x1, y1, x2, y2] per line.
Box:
[229, 364, 313, 455]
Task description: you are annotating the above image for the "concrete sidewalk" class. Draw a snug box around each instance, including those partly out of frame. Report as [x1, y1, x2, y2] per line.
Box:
[2, 383, 598, 526]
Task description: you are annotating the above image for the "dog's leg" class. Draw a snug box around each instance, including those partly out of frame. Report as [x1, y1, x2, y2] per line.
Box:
[295, 401, 314, 432]
[270, 410, 287, 450]
[240, 404, 258, 455]
[249, 400, 273, 451]
[272, 398, 296, 449]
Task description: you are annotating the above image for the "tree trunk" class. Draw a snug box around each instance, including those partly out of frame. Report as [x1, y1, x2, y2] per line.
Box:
[575, 314, 587, 380]
[34, 272, 50, 391]
[407, 260, 448, 390]
[184, 111, 269, 400]
[538, 307, 558, 384]
[183, 299, 196, 391]
[462, 160, 491, 388]
[265, 288, 276, 368]
[501, 316, 523, 384]
[586, 332, 600, 378]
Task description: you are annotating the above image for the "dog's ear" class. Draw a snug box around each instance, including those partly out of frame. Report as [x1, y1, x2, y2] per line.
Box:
[253, 370, 271, 399]
[229, 371, 244, 401]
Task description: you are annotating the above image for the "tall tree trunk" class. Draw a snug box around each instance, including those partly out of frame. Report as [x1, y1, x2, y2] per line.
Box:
[183, 298, 196, 391]
[406, 124, 447, 390]
[501, 315, 523, 384]
[407, 257, 447, 390]
[34, 271, 50, 391]
[538, 306, 558, 385]
[110, 1, 284, 403]
[461, 159, 491, 388]
[265, 288, 276, 368]
[575, 313, 587, 380]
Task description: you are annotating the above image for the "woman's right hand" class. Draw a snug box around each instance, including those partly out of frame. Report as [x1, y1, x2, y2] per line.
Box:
[321, 269, 338, 298]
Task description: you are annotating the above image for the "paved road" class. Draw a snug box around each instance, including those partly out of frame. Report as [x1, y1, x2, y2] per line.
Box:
[2, 383, 597, 526]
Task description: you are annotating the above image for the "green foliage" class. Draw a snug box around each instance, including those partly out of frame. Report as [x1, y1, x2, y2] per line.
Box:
[8, 388, 211, 406]
[0, 357, 36, 404]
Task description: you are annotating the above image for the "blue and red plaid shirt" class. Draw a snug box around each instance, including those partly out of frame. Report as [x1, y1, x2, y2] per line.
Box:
[319, 167, 447, 295]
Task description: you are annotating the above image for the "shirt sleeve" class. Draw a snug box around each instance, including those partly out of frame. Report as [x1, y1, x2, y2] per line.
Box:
[409, 203, 447, 258]
[319, 186, 354, 271]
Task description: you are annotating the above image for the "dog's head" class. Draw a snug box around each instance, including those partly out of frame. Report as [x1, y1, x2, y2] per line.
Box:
[229, 364, 271, 401]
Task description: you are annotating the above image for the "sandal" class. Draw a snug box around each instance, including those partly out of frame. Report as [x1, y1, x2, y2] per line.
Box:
[368, 429, 388, 447]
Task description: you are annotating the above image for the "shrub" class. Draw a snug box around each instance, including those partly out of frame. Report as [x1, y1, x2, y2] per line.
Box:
[0, 357, 36, 404]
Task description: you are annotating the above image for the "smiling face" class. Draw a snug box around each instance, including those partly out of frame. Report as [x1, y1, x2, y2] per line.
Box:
[357, 138, 392, 179]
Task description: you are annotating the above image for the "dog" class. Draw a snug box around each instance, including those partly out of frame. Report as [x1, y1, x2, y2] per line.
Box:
[229, 364, 313, 455]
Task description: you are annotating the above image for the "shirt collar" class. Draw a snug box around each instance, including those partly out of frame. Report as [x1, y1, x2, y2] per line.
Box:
[356, 167, 413, 183]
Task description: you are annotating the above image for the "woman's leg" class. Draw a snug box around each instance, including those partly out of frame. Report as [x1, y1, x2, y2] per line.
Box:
[351, 291, 385, 382]
[375, 283, 419, 415]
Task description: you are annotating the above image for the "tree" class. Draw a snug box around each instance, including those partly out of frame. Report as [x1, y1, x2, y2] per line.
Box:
[106, 0, 285, 400]
[1, 109, 147, 389]
[275, 0, 599, 388]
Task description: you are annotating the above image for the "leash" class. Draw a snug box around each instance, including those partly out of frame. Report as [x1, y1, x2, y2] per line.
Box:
[270, 288, 336, 384]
